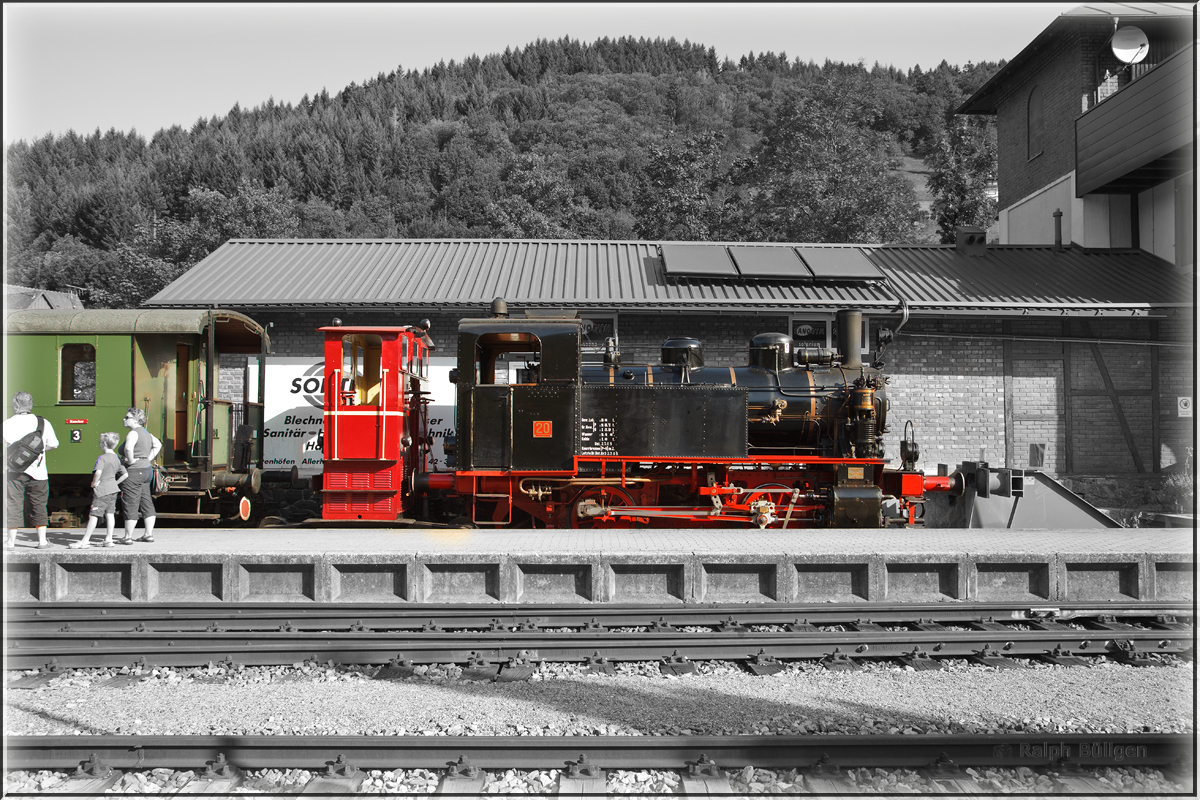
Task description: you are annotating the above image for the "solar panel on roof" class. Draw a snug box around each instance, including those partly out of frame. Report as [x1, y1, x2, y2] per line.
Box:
[659, 243, 738, 277]
[728, 246, 814, 279]
[796, 247, 884, 280]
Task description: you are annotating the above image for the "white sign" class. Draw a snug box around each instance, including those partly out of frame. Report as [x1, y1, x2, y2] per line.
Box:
[263, 357, 328, 476]
[1179, 397, 1193, 418]
[261, 355, 460, 475]
[425, 357, 457, 471]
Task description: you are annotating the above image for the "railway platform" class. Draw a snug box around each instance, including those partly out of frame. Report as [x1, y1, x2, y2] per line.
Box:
[4, 527, 1191, 606]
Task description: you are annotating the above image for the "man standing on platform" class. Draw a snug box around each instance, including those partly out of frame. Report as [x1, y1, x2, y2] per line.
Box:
[5, 391, 59, 549]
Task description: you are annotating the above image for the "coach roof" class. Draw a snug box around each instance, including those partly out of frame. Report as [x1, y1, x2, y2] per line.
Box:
[6, 308, 270, 352]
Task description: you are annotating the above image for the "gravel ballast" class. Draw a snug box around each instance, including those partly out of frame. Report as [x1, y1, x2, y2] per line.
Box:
[5, 659, 1192, 738]
[3, 765, 1188, 795]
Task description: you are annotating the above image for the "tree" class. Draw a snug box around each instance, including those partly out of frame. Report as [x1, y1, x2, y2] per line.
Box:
[482, 153, 580, 238]
[150, 180, 300, 267]
[925, 117, 997, 243]
[634, 132, 728, 240]
[736, 90, 918, 243]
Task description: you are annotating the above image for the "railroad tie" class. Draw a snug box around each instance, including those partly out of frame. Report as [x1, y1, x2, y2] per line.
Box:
[557, 754, 606, 795]
[436, 755, 485, 796]
[57, 754, 120, 795]
[681, 754, 731, 795]
[300, 753, 365, 794]
[175, 752, 242, 794]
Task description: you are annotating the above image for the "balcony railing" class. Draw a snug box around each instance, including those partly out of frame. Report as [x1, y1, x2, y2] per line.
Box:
[1076, 44, 1193, 197]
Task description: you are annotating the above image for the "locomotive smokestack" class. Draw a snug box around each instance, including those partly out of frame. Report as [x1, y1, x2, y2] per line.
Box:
[838, 309, 863, 369]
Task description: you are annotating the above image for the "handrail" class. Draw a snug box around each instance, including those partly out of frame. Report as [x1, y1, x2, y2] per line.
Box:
[379, 369, 388, 459]
[332, 368, 341, 461]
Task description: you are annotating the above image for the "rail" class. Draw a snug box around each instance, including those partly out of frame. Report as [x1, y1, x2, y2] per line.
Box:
[5, 733, 1192, 794]
[8, 601, 1191, 670]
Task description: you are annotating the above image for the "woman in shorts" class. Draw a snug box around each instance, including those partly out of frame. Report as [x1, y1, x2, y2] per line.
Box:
[119, 407, 161, 544]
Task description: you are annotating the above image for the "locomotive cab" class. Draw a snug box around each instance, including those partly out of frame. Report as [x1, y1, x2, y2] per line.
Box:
[455, 312, 583, 473]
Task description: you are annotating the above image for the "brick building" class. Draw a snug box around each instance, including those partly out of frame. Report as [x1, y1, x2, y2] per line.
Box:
[958, 3, 1193, 266]
[147, 237, 1192, 517]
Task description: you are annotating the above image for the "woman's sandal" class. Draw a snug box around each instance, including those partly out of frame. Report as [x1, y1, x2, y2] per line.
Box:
[68, 542, 91, 549]
[137, 536, 155, 543]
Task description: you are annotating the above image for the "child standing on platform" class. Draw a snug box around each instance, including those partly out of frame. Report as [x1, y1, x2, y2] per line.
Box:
[71, 432, 127, 548]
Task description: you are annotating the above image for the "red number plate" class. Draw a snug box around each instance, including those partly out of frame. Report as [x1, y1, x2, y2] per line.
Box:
[533, 420, 553, 438]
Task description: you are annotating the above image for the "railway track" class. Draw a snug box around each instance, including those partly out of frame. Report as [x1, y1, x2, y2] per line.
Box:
[7, 601, 1192, 670]
[6, 733, 1194, 795]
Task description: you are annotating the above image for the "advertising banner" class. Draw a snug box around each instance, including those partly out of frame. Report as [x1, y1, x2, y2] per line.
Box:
[262, 357, 327, 476]
[425, 356, 457, 471]
[261, 356, 459, 475]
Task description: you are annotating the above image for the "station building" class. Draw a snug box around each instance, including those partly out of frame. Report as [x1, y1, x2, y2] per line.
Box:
[958, 2, 1193, 263]
[145, 236, 1192, 518]
[144, 3, 1194, 519]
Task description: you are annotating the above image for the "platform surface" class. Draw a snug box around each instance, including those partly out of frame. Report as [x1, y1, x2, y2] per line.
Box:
[4, 526, 1193, 556]
[5, 527, 1192, 606]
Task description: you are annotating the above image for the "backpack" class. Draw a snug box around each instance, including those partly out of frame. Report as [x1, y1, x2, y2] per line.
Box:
[7, 416, 46, 473]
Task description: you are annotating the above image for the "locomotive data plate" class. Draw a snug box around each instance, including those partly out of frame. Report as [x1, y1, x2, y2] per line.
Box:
[580, 385, 748, 459]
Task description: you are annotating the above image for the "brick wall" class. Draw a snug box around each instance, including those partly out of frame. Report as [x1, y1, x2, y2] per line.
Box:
[994, 28, 1090, 209]
[235, 305, 1193, 486]
[880, 313, 1192, 483]
[616, 313, 790, 366]
[218, 354, 247, 402]
[252, 309, 464, 358]
[883, 318, 1007, 473]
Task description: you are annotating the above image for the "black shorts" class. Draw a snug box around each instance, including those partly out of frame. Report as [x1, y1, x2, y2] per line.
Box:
[120, 466, 156, 520]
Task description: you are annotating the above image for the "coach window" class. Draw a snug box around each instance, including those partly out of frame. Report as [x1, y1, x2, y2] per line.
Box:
[341, 334, 383, 405]
[476, 332, 541, 385]
[60, 343, 96, 404]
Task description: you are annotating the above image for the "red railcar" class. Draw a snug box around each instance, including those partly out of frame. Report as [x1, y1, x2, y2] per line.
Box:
[320, 323, 432, 521]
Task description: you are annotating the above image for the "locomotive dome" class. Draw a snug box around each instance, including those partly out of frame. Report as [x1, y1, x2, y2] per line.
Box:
[660, 337, 704, 369]
[749, 332, 794, 371]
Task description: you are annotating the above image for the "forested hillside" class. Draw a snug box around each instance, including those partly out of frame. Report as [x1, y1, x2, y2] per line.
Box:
[7, 37, 1000, 308]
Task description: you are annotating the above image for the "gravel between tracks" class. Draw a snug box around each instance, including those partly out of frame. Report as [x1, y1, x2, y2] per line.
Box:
[5, 658, 1192, 738]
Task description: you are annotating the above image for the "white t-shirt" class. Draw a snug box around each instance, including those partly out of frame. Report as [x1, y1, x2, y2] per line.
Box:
[4, 413, 59, 481]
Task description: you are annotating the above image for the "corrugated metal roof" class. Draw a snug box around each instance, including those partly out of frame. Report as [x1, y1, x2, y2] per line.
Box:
[145, 240, 900, 311]
[143, 239, 1192, 316]
[871, 245, 1192, 311]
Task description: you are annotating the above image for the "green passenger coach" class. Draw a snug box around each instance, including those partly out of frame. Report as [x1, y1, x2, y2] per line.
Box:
[6, 309, 270, 525]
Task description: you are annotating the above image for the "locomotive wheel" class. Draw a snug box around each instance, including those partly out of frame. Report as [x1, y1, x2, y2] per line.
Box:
[570, 487, 642, 528]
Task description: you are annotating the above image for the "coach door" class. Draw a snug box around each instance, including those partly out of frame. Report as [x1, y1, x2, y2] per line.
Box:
[175, 344, 191, 461]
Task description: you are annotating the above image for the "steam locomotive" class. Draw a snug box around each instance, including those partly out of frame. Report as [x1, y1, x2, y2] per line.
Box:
[319, 302, 956, 528]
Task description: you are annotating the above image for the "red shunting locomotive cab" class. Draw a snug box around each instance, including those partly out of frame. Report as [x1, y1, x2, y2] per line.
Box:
[319, 321, 433, 521]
